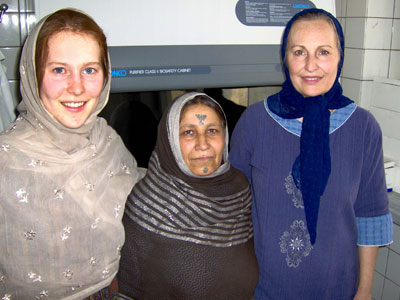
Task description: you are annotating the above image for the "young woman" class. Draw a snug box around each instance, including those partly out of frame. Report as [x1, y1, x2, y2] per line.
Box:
[0, 9, 141, 299]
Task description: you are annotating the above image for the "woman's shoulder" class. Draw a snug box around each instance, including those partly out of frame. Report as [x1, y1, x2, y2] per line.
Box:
[238, 99, 269, 123]
[352, 105, 382, 131]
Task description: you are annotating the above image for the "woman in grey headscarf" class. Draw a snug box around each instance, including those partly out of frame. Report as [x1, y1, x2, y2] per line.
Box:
[119, 92, 258, 300]
[0, 9, 140, 299]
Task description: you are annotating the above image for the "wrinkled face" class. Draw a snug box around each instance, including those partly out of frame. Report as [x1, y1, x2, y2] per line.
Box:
[179, 104, 225, 176]
[286, 18, 340, 97]
[39, 31, 104, 128]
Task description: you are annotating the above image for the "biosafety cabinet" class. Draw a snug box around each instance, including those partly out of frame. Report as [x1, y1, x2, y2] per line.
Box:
[35, 0, 336, 92]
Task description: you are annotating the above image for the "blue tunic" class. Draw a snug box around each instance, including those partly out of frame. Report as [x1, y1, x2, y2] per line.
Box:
[230, 99, 393, 300]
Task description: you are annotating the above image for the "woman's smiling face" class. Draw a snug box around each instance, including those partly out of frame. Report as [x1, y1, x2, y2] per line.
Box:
[39, 30, 104, 128]
[179, 103, 225, 176]
[286, 18, 340, 97]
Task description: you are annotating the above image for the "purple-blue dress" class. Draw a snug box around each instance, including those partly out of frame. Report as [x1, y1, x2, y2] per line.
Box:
[230, 99, 393, 300]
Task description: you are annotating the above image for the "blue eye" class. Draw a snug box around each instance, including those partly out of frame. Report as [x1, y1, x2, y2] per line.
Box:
[84, 67, 96, 75]
[53, 67, 64, 74]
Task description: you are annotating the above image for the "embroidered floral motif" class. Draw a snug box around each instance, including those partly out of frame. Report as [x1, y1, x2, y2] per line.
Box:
[63, 269, 73, 280]
[85, 183, 94, 191]
[121, 164, 130, 174]
[285, 172, 303, 208]
[28, 160, 44, 168]
[61, 226, 72, 241]
[114, 204, 121, 218]
[16, 188, 29, 203]
[71, 285, 83, 291]
[102, 268, 110, 279]
[91, 217, 100, 229]
[0, 144, 10, 152]
[0, 274, 4, 282]
[279, 220, 312, 268]
[24, 229, 37, 240]
[107, 171, 114, 178]
[90, 144, 97, 157]
[35, 290, 49, 299]
[2, 294, 11, 300]
[53, 189, 64, 200]
[28, 271, 42, 282]
[90, 257, 97, 266]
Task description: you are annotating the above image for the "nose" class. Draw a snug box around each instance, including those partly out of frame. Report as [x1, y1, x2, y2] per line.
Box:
[195, 134, 209, 151]
[67, 72, 84, 95]
[305, 54, 318, 72]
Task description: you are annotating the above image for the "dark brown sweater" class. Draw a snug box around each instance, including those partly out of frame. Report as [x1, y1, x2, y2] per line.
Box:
[118, 215, 258, 300]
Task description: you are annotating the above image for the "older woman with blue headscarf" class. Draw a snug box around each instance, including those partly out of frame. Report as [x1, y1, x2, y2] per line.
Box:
[230, 8, 393, 300]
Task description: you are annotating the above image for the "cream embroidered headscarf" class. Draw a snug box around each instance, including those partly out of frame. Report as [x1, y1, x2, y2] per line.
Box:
[0, 9, 140, 300]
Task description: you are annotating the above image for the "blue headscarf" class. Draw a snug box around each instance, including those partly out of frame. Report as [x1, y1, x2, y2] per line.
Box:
[268, 8, 353, 244]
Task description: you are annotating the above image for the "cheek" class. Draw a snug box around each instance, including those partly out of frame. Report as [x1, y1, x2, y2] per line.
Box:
[85, 79, 104, 98]
[323, 63, 339, 81]
[39, 78, 65, 101]
[213, 138, 225, 159]
[179, 139, 191, 161]
[287, 57, 302, 74]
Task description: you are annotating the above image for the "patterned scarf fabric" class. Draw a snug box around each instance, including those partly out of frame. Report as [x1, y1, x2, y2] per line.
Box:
[125, 92, 253, 247]
[268, 8, 353, 244]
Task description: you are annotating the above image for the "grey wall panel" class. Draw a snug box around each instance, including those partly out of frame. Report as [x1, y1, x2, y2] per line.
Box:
[0, 47, 21, 80]
[109, 44, 284, 92]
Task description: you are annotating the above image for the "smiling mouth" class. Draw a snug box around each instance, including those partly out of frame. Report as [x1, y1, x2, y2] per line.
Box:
[302, 76, 322, 83]
[62, 102, 85, 108]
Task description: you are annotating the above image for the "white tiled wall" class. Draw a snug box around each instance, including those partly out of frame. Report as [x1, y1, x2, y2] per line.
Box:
[367, 0, 396, 18]
[336, 0, 399, 108]
[373, 223, 400, 300]
[369, 78, 400, 170]
[392, 20, 400, 50]
[364, 18, 392, 49]
[389, 52, 400, 79]
[396, 0, 400, 18]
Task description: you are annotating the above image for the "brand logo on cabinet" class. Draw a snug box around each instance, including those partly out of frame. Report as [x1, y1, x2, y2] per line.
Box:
[111, 69, 127, 77]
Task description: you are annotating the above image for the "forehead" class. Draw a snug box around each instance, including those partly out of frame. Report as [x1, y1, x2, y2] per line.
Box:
[46, 31, 101, 60]
[288, 18, 338, 45]
[180, 104, 220, 122]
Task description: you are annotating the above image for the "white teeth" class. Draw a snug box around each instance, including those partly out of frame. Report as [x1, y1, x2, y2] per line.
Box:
[62, 102, 84, 108]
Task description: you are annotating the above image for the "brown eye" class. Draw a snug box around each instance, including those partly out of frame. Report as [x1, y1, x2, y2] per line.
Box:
[294, 50, 304, 56]
[181, 130, 194, 136]
[208, 128, 219, 134]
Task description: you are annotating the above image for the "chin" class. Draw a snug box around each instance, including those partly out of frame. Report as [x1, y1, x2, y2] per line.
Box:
[60, 120, 87, 129]
[191, 167, 216, 176]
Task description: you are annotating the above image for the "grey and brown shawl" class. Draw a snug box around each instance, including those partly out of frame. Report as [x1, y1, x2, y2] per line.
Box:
[125, 92, 253, 247]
